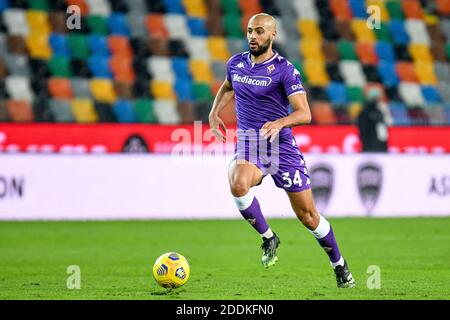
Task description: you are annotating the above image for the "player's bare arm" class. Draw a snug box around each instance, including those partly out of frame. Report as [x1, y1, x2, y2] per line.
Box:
[208, 79, 234, 142]
[260, 93, 312, 142]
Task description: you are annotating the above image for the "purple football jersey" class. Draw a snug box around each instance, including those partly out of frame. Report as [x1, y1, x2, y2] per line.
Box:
[226, 50, 305, 137]
[227, 51, 311, 193]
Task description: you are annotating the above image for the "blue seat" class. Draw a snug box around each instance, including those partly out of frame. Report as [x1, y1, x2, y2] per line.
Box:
[326, 82, 348, 105]
[49, 33, 70, 57]
[174, 80, 193, 102]
[375, 41, 396, 62]
[377, 61, 399, 86]
[0, 0, 9, 12]
[88, 55, 112, 78]
[349, 0, 367, 18]
[113, 100, 137, 123]
[172, 57, 192, 80]
[421, 86, 441, 103]
[163, 0, 185, 13]
[187, 17, 208, 36]
[107, 13, 130, 36]
[88, 35, 110, 57]
[444, 104, 450, 124]
[389, 101, 411, 125]
[389, 20, 409, 45]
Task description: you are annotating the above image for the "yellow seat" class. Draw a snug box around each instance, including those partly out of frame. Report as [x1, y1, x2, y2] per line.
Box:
[409, 43, 433, 63]
[150, 80, 176, 99]
[351, 19, 376, 43]
[366, 0, 390, 22]
[90, 79, 117, 103]
[26, 32, 52, 59]
[304, 59, 329, 86]
[300, 39, 325, 61]
[414, 61, 437, 85]
[71, 98, 98, 123]
[27, 10, 51, 34]
[189, 60, 213, 84]
[349, 102, 363, 120]
[182, 0, 207, 18]
[207, 37, 231, 62]
[297, 20, 322, 40]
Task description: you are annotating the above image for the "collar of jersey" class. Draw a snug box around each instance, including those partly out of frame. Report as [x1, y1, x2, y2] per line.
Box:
[247, 50, 279, 67]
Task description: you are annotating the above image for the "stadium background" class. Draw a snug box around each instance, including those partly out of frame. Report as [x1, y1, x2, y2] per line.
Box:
[0, 0, 449, 300]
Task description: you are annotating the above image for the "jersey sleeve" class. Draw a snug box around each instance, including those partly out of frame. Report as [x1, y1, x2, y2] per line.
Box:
[282, 62, 305, 97]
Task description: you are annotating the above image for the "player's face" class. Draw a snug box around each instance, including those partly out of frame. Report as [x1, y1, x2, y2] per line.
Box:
[247, 24, 272, 57]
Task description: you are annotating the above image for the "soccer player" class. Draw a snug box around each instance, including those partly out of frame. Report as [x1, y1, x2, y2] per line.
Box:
[208, 13, 355, 288]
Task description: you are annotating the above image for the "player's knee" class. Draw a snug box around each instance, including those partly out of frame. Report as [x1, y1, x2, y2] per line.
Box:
[297, 209, 320, 229]
[230, 181, 250, 197]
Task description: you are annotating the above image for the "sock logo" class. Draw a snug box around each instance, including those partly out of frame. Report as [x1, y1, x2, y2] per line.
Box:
[247, 218, 256, 225]
[323, 246, 333, 253]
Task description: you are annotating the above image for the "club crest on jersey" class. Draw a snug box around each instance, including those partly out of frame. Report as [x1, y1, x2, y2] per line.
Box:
[267, 64, 275, 75]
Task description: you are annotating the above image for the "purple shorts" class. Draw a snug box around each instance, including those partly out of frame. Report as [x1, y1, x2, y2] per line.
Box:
[232, 130, 311, 193]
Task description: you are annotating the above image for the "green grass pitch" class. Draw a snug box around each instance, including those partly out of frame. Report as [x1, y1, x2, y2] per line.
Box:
[1, 218, 449, 300]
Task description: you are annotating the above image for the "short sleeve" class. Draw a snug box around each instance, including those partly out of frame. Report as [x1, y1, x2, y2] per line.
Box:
[282, 62, 305, 97]
[226, 56, 234, 82]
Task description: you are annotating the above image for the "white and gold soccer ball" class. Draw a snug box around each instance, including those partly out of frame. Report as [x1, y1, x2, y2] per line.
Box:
[152, 252, 190, 289]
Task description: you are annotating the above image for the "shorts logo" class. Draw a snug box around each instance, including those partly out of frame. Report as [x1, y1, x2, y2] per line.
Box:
[232, 74, 272, 87]
[357, 162, 382, 215]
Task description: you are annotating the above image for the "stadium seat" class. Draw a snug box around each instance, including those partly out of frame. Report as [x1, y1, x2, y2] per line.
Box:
[150, 80, 176, 99]
[329, 0, 353, 21]
[238, 0, 262, 16]
[67, 0, 89, 16]
[311, 101, 337, 124]
[347, 86, 365, 103]
[414, 61, 438, 85]
[349, 0, 367, 18]
[4, 54, 30, 76]
[174, 79, 194, 102]
[134, 98, 156, 123]
[3, 8, 29, 36]
[373, 22, 392, 42]
[71, 98, 99, 123]
[351, 20, 376, 43]
[207, 37, 231, 62]
[87, 15, 109, 35]
[377, 60, 400, 86]
[71, 77, 91, 97]
[408, 43, 433, 62]
[183, 0, 207, 18]
[172, 57, 192, 80]
[405, 19, 430, 45]
[326, 82, 348, 106]
[88, 34, 110, 57]
[108, 35, 133, 58]
[396, 62, 418, 82]
[337, 40, 357, 60]
[389, 101, 411, 125]
[146, 14, 170, 38]
[437, 0, 450, 15]
[421, 86, 442, 104]
[88, 55, 112, 78]
[90, 78, 117, 103]
[186, 36, 211, 61]
[87, 0, 111, 17]
[48, 77, 74, 99]
[164, 14, 190, 39]
[153, 99, 181, 124]
[339, 61, 367, 87]
[113, 99, 137, 123]
[389, 20, 409, 45]
[211, 61, 227, 80]
[109, 55, 135, 83]
[147, 56, 175, 83]
[401, 0, 424, 19]
[385, 0, 404, 19]
[107, 13, 130, 36]
[355, 42, 378, 65]
[26, 10, 51, 34]
[189, 60, 213, 84]
[303, 59, 329, 86]
[49, 33, 70, 57]
[298, 20, 322, 41]
[434, 61, 450, 83]
[222, 14, 243, 38]
[26, 33, 52, 59]
[187, 17, 208, 36]
[300, 39, 325, 61]
[398, 82, 425, 107]
[221, 0, 241, 15]
[67, 34, 90, 59]
[49, 98, 74, 122]
[5, 75, 34, 102]
[163, 0, 185, 14]
[6, 100, 34, 122]
[348, 102, 362, 120]
[193, 82, 213, 102]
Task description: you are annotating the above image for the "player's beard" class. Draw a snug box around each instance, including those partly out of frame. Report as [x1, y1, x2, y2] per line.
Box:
[249, 38, 271, 57]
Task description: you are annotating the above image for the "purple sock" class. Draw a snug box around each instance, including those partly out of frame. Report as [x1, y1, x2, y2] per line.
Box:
[234, 194, 269, 234]
[309, 216, 342, 264]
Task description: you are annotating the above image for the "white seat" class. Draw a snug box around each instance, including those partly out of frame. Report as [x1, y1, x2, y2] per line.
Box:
[398, 82, 425, 107]
[405, 19, 430, 45]
[87, 0, 111, 17]
[153, 99, 181, 124]
[292, 0, 319, 21]
[3, 8, 29, 36]
[434, 61, 450, 83]
[339, 61, 367, 87]
[184, 36, 210, 61]
[147, 56, 176, 83]
[164, 14, 190, 40]
[5, 75, 34, 102]
[273, 16, 287, 45]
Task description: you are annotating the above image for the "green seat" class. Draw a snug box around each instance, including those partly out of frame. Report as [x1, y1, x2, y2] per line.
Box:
[374, 22, 392, 42]
[28, 0, 49, 11]
[223, 14, 243, 39]
[220, 0, 241, 15]
[446, 43, 450, 60]
[385, 0, 404, 19]
[67, 34, 90, 59]
[193, 83, 213, 103]
[293, 61, 308, 84]
[337, 41, 357, 60]
[87, 15, 109, 35]
[347, 86, 365, 103]
[48, 56, 72, 77]
[134, 99, 156, 123]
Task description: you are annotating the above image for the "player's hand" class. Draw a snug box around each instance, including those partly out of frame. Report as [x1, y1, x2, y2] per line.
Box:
[209, 114, 227, 142]
[260, 120, 284, 143]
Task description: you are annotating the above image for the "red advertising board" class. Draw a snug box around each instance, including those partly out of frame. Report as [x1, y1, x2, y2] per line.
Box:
[0, 124, 448, 153]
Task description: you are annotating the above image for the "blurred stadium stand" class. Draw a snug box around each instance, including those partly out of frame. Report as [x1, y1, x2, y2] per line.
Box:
[0, 0, 449, 125]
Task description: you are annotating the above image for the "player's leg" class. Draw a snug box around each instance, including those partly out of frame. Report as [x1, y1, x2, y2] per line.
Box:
[286, 189, 355, 288]
[228, 159, 280, 267]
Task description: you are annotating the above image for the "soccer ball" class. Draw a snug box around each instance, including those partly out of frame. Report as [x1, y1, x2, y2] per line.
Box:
[152, 252, 190, 289]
